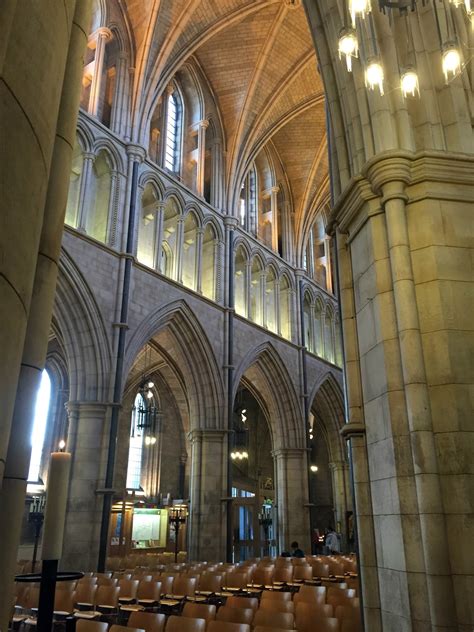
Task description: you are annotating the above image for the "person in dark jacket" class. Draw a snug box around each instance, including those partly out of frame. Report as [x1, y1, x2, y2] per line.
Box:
[291, 540, 305, 558]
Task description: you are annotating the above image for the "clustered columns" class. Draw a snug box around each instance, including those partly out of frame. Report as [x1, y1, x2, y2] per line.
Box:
[87, 27, 113, 117]
[196, 119, 209, 198]
[76, 152, 95, 232]
[270, 186, 280, 253]
[369, 161, 456, 627]
[0, 1, 93, 628]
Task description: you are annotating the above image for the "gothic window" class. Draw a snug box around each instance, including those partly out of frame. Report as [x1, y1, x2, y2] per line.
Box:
[280, 275, 292, 341]
[239, 166, 257, 235]
[202, 223, 217, 300]
[164, 92, 182, 173]
[182, 212, 198, 290]
[234, 246, 248, 318]
[137, 184, 159, 269]
[28, 370, 52, 483]
[250, 257, 263, 325]
[160, 198, 180, 280]
[65, 137, 84, 228]
[303, 293, 313, 353]
[126, 393, 146, 490]
[86, 150, 111, 243]
[265, 268, 277, 333]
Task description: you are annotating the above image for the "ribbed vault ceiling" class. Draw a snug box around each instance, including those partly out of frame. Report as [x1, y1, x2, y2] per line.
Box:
[122, 0, 327, 233]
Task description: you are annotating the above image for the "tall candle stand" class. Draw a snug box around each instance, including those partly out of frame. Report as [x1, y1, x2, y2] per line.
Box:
[28, 495, 46, 573]
[169, 506, 188, 563]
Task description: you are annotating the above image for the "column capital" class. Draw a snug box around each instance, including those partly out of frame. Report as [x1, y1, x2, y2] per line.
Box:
[272, 447, 309, 459]
[66, 401, 110, 416]
[364, 154, 411, 198]
[187, 428, 229, 443]
[198, 119, 210, 130]
[126, 143, 146, 163]
[93, 26, 113, 42]
[83, 151, 95, 162]
[224, 216, 239, 229]
[340, 422, 366, 440]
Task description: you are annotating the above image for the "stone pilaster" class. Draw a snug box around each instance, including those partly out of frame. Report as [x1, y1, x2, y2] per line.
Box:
[187, 429, 228, 562]
[62, 401, 110, 571]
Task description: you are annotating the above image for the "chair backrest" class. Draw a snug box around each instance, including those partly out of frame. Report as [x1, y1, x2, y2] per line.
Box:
[258, 600, 294, 613]
[226, 596, 258, 611]
[95, 585, 120, 606]
[56, 581, 76, 592]
[128, 611, 166, 632]
[293, 564, 313, 581]
[295, 602, 334, 625]
[199, 573, 223, 592]
[252, 610, 295, 629]
[225, 572, 249, 589]
[159, 576, 174, 594]
[74, 584, 97, 605]
[253, 628, 298, 632]
[215, 607, 254, 624]
[76, 620, 109, 632]
[335, 604, 360, 621]
[97, 576, 118, 587]
[326, 559, 344, 575]
[327, 593, 354, 609]
[78, 577, 98, 586]
[207, 622, 250, 632]
[26, 586, 40, 609]
[296, 613, 339, 632]
[137, 580, 162, 600]
[251, 567, 274, 585]
[291, 557, 307, 566]
[165, 616, 206, 632]
[309, 561, 329, 578]
[172, 576, 197, 596]
[273, 567, 293, 583]
[54, 590, 75, 613]
[119, 579, 139, 598]
[341, 620, 363, 632]
[299, 585, 326, 598]
[328, 587, 356, 600]
[182, 603, 217, 621]
[261, 590, 292, 602]
[110, 625, 144, 632]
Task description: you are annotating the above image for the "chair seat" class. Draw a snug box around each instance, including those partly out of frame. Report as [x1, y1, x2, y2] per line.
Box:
[195, 591, 212, 596]
[25, 618, 37, 626]
[76, 602, 94, 609]
[120, 605, 145, 612]
[215, 592, 234, 597]
[137, 599, 157, 604]
[186, 595, 208, 602]
[53, 611, 72, 617]
[159, 599, 180, 607]
[221, 587, 240, 592]
[165, 594, 184, 600]
[73, 611, 101, 619]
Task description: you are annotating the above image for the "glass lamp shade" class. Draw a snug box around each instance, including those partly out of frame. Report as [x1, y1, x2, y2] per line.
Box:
[338, 28, 358, 71]
[442, 45, 461, 82]
[365, 59, 384, 95]
[401, 69, 419, 97]
[349, 0, 371, 25]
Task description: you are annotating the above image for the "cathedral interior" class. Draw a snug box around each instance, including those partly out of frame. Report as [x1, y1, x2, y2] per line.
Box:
[0, 0, 472, 631]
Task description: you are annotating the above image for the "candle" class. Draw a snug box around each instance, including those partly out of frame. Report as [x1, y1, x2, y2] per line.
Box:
[41, 451, 71, 560]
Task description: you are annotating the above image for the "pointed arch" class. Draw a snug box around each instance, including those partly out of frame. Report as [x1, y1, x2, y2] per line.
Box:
[233, 342, 303, 450]
[124, 300, 225, 430]
[53, 249, 112, 402]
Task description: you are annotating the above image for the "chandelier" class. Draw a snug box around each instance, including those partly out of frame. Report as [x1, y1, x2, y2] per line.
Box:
[132, 378, 158, 445]
[337, 0, 471, 96]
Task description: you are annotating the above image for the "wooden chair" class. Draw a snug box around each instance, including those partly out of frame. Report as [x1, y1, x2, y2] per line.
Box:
[258, 600, 295, 613]
[273, 567, 293, 584]
[169, 576, 197, 598]
[76, 620, 108, 632]
[135, 581, 162, 607]
[74, 584, 97, 609]
[335, 604, 360, 621]
[53, 590, 76, 617]
[164, 616, 206, 632]
[226, 596, 258, 611]
[341, 620, 362, 632]
[128, 611, 166, 632]
[182, 603, 216, 622]
[95, 585, 120, 614]
[110, 625, 144, 632]
[197, 573, 223, 594]
[293, 586, 326, 606]
[118, 579, 139, 603]
[327, 592, 355, 610]
[253, 628, 297, 632]
[328, 588, 356, 600]
[207, 622, 250, 632]
[159, 576, 174, 595]
[326, 559, 344, 576]
[251, 567, 274, 586]
[297, 617, 340, 632]
[295, 601, 334, 619]
[215, 607, 254, 625]
[252, 610, 295, 630]
[309, 562, 329, 578]
[97, 577, 118, 588]
[261, 591, 292, 602]
[293, 565, 312, 582]
[291, 557, 307, 566]
[224, 573, 249, 590]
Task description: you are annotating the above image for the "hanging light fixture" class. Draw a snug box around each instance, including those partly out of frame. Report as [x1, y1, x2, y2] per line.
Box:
[442, 43, 462, 82]
[349, 0, 371, 25]
[338, 27, 358, 71]
[400, 68, 420, 97]
[365, 58, 384, 95]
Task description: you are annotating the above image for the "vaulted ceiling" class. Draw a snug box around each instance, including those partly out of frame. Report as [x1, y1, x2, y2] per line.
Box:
[119, 0, 328, 243]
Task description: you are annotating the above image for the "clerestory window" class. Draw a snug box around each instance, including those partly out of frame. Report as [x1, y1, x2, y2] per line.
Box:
[164, 92, 182, 173]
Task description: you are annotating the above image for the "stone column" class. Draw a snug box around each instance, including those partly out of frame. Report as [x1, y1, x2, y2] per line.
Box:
[195, 228, 204, 294]
[77, 152, 95, 231]
[105, 169, 118, 246]
[275, 279, 281, 335]
[328, 461, 349, 547]
[210, 138, 224, 210]
[273, 448, 310, 554]
[188, 429, 228, 562]
[196, 120, 209, 198]
[260, 270, 267, 327]
[245, 261, 251, 319]
[62, 402, 110, 571]
[88, 27, 112, 117]
[0, 1, 92, 626]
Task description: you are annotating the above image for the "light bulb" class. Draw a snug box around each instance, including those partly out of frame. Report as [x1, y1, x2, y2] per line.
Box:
[231, 452, 236, 460]
[150, 436, 157, 445]
[243, 451, 249, 459]
[338, 28, 358, 71]
[147, 381, 154, 388]
[400, 69, 419, 97]
[146, 390, 153, 399]
[442, 45, 461, 82]
[310, 465, 319, 473]
[365, 59, 384, 95]
[58, 439, 66, 451]
[145, 437, 151, 446]
[349, 0, 371, 25]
